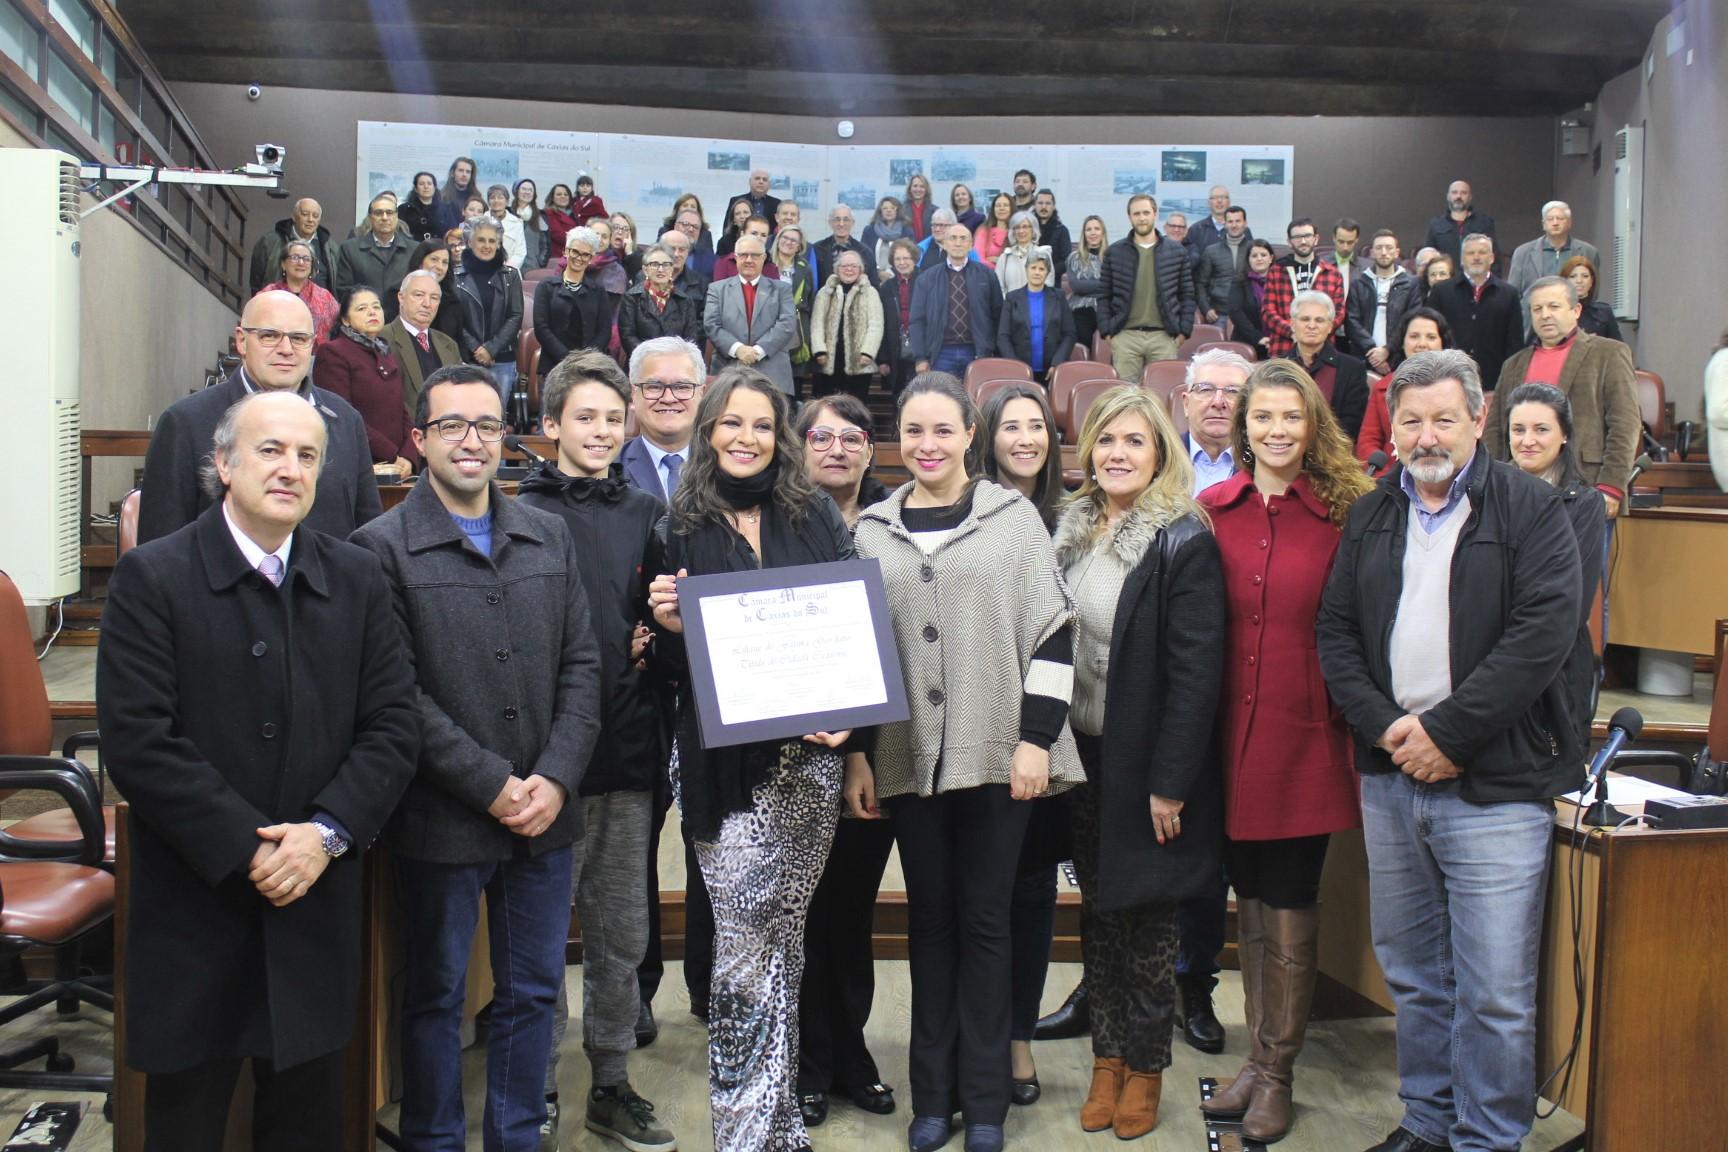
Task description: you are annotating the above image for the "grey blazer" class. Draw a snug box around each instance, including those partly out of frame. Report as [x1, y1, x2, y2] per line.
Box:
[1507, 236, 1601, 296]
[704, 275, 799, 394]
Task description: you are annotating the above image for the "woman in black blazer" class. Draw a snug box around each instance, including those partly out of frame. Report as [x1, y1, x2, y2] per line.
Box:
[996, 249, 1076, 383]
[618, 243, 705, 358]
[1228, 240, 1276, 358]
[876, 238, 921, 399]
[534, 226, 607, 375]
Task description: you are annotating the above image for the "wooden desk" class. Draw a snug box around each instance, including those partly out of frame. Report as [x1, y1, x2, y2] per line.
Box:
[1317, 789, 1728, 1151]
[1609, 506, 1728, 655]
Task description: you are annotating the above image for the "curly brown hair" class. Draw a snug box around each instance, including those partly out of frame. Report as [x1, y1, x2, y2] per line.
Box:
[1229, 359, 1372, 525]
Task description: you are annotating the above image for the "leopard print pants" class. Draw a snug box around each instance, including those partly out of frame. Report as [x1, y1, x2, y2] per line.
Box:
[1069, 781, 1180, 1073]
[693, 741, 842, 1152]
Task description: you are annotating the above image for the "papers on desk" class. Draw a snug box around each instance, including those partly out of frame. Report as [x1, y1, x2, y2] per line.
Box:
[1560, 772, 1693, 807]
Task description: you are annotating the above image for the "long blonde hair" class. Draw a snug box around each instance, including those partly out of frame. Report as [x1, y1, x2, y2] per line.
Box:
[1068, 385, 1205, 537]
[1229, 359, 1372, 525]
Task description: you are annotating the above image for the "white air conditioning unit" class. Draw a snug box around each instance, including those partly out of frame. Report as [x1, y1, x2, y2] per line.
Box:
[1611, 125, 1644, 321]
[0, 149, 82, 604]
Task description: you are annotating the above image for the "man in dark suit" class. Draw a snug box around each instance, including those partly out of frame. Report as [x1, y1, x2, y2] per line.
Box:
[908, 222, 1003, 377]
[382, 269, 462, 421]
[1429, 234, 1525, 384]
[1187, 185, 1235, 254]
[705, 235, 799, 395]
[139, 290, 381, 545]
[351, 366, 601, 1152]
[332, 193, 414, 321]
[99, 390, 419, 1150]
[810, 203, 878, 284]
[1196, 206, 1254, 326]
[724, 168, 781, 226]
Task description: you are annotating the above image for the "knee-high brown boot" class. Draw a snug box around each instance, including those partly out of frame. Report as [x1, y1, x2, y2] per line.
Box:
[1200, 897, 1266, 1117]
[1241, 903, 1320, 1143]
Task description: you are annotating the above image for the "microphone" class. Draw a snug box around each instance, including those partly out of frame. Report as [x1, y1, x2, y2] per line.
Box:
[503, 434, 548, 464]
[1582, 706, 1643, 828]
[1365, 450, 1388, 477]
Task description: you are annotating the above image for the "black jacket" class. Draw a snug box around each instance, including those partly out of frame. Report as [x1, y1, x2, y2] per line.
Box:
[1578, 299, 1624, 344]
[1558, 474, 1607, 750]
[617, 283, 705, 358]
[455, 260, 525, 365]
[349, 480, 602, 862]
[877, 272, 916, 366]
[398, 197, 449, 244]
[1096, 233, 1197, 339]
[517, 464, 667, 795]
[1316, 448, 1586, 803]
[1285, 343, 1370, 441]
[1345, 268, 1420, 357]
[1429, 274, 1526, 384]
[534, 276, 607, 373]
[138, 371, 382, 546]
[810, 235, 878, 284]
[248, 218, 334, 296]
[1195, 231, 1253, 315]
[1422, 209, 1498, 265]
[997, 286, 1076, 371]
[97, 506, 418, 1071]
[1227, 273, 1267, 351]
[1036, 212, 1073, 277]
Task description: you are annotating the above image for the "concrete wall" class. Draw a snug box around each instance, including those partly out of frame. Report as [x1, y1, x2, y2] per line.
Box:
[173, 81, 1556, 274]
[0, 129, 238, 507]
[1554, 1, 1727, 416]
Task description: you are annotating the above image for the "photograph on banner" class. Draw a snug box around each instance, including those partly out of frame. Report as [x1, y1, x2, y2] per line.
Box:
[599, 134, 829, 239]
[355, 121, 597, 228]
[1055, 145, 1294, 241]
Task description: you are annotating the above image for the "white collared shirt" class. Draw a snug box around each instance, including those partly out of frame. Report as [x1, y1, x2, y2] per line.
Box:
[222, 499, 293, 575]
[639, 437, 688, 500]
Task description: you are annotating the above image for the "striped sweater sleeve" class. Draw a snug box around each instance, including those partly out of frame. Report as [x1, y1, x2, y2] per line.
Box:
[1019, 622, 1074, 749]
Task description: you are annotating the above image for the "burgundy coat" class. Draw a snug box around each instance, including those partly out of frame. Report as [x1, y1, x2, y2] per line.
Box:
[312, 332, 420, 467]
[1201, 471, 1359, 841]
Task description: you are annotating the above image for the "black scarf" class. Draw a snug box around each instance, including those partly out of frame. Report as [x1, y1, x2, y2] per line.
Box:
[713, 459, 779, 511]
[461, 247, 504, 311]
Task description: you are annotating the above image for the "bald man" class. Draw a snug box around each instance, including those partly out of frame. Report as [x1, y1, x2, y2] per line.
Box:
[140, 291, 381, 543]
[724, 168, 781, 229]
[249, 197, 332, 295]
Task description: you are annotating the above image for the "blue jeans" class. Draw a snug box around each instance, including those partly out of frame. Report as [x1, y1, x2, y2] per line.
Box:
[397, 847, 575, 1152]
[1175, 880, 1228, 979]
[1360, 771, 1554, 1152]
[930, 344, 976, 378]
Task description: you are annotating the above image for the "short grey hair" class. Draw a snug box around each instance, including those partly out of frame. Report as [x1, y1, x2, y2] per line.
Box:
[1025, 246, 1053, 271]
[1387, 349, 1485, 419]
[827, 204, 854, 223]
[1461, 232, 1494, 252]
[1540, 200, 1572, 219]
[1522, 274, 1579, 309]
[400, 268, 442, 293]
[1291, 289, 1336, 322]
[930, 208, 957, 228]
[566, 225, 600, 252]
[469, 217, 502, 240]
[1184, 348, 1253, 387]
[644, 242, 678, 264]
[628, 335, 706, 386]
[198, 392, 326, 500]
[1008, 210, 1038, 239]
[835, 249, 866, 271]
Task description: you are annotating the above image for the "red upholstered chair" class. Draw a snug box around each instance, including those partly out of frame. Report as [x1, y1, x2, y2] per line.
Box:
[523, 267, 560, 285]
[1635, 369, 1666, 441]
[1092, 331, 1112, 364]
[1048, 361, 1118, 432]
[1141, 359, 1190, 405]
[0, 573, 111, 865]
[1168, 386, 1190, 438]
[1193, 341, 1257, 362]
[117, 489, 140, 561]
[963, 358, 1032, 397]
[973, 378, 1031, 412]
[1178, 323, 1226, 358]
[1067, 378, 1119, 444]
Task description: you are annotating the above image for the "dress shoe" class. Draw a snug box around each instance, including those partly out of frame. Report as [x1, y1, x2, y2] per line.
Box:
[1176, 973, 1226, 1054]
[1032, 980, 1090, 1041]
[1080, 1056, 1124, 1132]
[634, 999, 658, 1048]
[1363, 1126, 1451, 1152]
[848, 1082, 897, 1114]
[1010, 1075, 1040, 1106]
[799, 1091, 829, 1127]
[907, 1114, 952, 1152]
[963, 1122, 1004, 1152]
[1112, 1069, 1162, 1140]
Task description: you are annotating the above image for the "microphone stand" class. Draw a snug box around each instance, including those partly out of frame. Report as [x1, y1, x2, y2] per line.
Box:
[1581, 766, 1626, 828]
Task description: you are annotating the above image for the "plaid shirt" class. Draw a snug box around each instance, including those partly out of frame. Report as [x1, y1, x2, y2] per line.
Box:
[1261, 258, 1346, 358]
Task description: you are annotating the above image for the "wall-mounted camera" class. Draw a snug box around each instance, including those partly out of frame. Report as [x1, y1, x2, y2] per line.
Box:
[246, 84, 262, 101]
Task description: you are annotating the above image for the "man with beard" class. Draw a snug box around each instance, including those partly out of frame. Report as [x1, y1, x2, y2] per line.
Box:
[1346, 230, 1419, 372]
[1031, 189, 1072, 275]
[1260, 217, 1345, 359]
[1422, 179, 1498, 267]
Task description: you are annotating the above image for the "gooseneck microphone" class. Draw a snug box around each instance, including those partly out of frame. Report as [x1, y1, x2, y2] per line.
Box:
[1582, 706, 1643, 828]
[503, 434, 549, 463]
[1365, 450, 1388, 477]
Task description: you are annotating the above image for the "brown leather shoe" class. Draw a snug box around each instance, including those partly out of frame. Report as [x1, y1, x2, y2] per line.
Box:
[1112, 1069, 1163, 1139]
[1201, 1065, 1262, 1118]
[1080, 1057, 1124, 1132]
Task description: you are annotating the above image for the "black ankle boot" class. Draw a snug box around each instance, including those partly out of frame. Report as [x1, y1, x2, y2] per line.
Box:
[1176, 973, 1225, 1054]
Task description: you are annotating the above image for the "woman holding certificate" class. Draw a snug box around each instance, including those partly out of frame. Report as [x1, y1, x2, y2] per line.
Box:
[1050, 385, 1225, 1140]
[646, 366, 856, 1152]
[850, 372, 1083, 1152]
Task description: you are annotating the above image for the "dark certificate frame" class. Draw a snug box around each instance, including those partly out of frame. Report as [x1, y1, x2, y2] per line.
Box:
[679, 558, 909, 749]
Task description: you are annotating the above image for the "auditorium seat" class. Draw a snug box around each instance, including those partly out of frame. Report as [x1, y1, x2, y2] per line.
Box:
[1635, 369, 1666, 441]
[1178, 324, 1226, 358]
[1168, 387, 1189, 438]
[1067, 378, 1118, 443]
[524, 267, 560, 285]
[1141, 359, 1189, 404]
[963, 358, 1031, 396]
[0, 572, 112, 865]
[1049, 361, 1118, 431]
[973, 377, 1027, 412]
[116, 489, 140, 561]
[520, 340, 543, 429]
[1093, 331, 1112, 364]
[1193, 341, 1256, 362]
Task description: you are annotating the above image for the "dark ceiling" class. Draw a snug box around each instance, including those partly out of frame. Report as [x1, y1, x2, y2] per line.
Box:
[124, 1, 1667, 118]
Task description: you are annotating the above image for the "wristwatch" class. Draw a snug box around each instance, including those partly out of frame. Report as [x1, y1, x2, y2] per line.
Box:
[311, 820, 350, 859]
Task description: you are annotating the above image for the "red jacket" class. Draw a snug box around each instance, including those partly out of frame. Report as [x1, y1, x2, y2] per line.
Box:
[1356, 373, 1394, 469]
[1201, 472, 1359, 841]
[1260, 258, 1346, 359]
[311, 333, 420, 467]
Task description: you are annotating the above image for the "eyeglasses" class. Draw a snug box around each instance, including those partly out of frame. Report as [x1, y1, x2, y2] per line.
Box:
[566, 250, 594, 262]
[643, 260, 674, 270]
[806, 427, 869, 453]
[284, 253, 313, 263]
[1187, 385, 1244, 401]
[635, 379, 698, 400]
[423, 417, 507, 442]
[241, 327, 315, 350]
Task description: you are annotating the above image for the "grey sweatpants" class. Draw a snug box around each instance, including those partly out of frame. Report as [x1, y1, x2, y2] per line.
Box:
[548, 789, 653, 1092]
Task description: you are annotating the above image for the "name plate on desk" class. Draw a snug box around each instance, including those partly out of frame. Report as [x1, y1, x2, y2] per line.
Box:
[680, 558, 909, 749]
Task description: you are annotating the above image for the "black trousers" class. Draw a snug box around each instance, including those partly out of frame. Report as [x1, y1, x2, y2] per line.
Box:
[798, 815, 896, 1093]
[144, 1049, 344, 1152]
[888, 783, 1032, 1126]
[1225, 834, 1333, 908]
[1072, 307, 1099, 355]
[640, 777, 715, 1014]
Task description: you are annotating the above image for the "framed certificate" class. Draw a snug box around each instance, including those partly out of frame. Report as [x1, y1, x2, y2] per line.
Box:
[678, 558, 910, 749]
